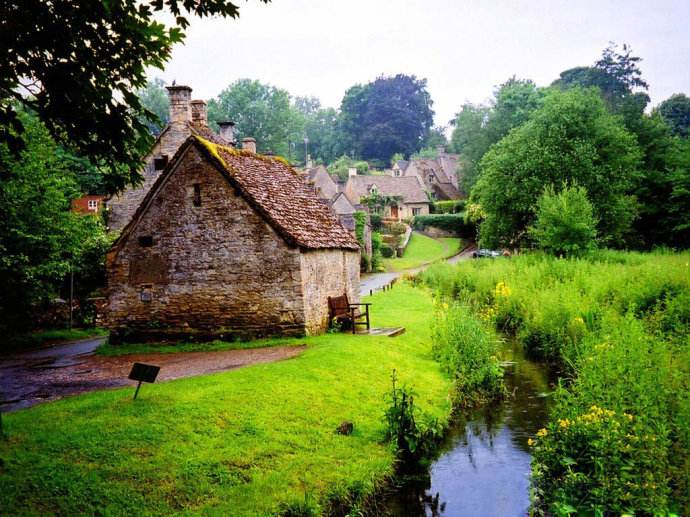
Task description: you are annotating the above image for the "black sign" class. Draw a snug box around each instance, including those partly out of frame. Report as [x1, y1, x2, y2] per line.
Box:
[128, 363, 160, 383]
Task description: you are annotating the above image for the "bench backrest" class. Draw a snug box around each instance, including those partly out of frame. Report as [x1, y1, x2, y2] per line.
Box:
[328, 293, 350, 319]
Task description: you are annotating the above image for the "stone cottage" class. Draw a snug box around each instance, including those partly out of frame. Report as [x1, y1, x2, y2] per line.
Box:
[344, 175, 431, 221]
[106, 135, 361, 344]
[403, 150, 463, 200]
[107, 85, 235, 231]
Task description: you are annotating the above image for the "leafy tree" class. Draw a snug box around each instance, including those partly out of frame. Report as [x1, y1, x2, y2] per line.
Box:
[411, 147, 440, 160]
[449, 103, 491, 190]
[0, 0, 266, 194]
[665, 137, 690, 246]
[423, 126, 449, 149]
[0, 110, 109, 333]
[553, 43, 649, 114]
[658, 94, 690, 138]
[528, 183, 598, 256]
[472, 88, 640, 248]
[450, 78, 542, 190]
[137, 78, 170, 135]
[390, 152, 405, 167]
[338, 74, 434, 163]
[292, 97, 341, 165]
[208, 79, 292, 157]
[328, 155, 369, 181]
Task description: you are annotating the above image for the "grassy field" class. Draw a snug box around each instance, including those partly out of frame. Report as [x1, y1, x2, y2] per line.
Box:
[6, 327, 108, 351]
[0, 284, 452, 516]
[421, 250, 690, 515]
[382, 232, 461, 272]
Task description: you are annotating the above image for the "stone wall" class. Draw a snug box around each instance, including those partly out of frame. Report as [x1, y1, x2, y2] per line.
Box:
[401, 202, 430, 219]
[107, 147, 308, 343]
[299, 249, 360, 334]
[107, 121, 192, 232]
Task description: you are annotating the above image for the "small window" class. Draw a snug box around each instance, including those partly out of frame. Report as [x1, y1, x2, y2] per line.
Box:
[412, 208, 421, 216]
[138, 235, 154, 247]
[193, 183, 202, 207]
[154, 156, 168, 171]
[87, 199, 98, 210]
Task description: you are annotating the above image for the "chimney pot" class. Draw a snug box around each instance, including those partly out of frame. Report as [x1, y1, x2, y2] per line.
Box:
[218, 121, 236, 146]
[242, 137, 257, 154]
[190, 99, 208, 126]
[166, 85, 192, 124]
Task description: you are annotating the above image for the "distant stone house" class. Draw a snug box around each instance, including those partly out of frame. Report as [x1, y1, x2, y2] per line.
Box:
[106, 91, 360, 344]
[391, 160, 409, 177]
[404, 152, 463, 201]
[344, 175, 430, 221]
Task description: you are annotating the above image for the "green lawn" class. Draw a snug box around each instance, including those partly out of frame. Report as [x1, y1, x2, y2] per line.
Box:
[383, 232, 462, 272]
[0, 284, 452, 516]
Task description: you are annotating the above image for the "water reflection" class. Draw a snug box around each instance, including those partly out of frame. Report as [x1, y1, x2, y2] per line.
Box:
[382, 340, 552, 517]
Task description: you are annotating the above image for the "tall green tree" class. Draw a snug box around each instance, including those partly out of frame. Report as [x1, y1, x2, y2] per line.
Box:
[0, 110, 108, 333]
[292, 96, 341, 165]
[472, 88, 640, 248]
[450, 78, 543, 190]
[657, 94, 690, 138]
[338, 74, 434, 164]
[1, 0, 267, 194]
[208, 79, 292, 157]
[137, 78, 170, 135]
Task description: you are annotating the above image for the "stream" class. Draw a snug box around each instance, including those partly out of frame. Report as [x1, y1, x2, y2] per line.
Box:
[381, 339, 553, 516]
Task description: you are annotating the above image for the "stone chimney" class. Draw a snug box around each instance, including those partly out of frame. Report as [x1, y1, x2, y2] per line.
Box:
[348, 167, 357, 177]
[436, 145, 446, 156]
[190, 100, 208, 126]
[218, 121, 236, 145]
[242, 137, 257, 154]
[166, 85, 192, 123]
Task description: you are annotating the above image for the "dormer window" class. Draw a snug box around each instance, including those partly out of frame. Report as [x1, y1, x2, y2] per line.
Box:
[428, 172, 436, 183]
[368, 184, 378, 195]
[154, 155, 169, 171]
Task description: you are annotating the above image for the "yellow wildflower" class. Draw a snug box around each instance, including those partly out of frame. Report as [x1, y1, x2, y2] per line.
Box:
[537, 428, 548, 438]
[527, 438, 535, 446]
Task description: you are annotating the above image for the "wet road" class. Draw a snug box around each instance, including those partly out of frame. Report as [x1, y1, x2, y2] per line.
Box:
[0, 338, 304, 412]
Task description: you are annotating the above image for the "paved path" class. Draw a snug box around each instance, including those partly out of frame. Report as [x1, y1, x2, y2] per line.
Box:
[0, 340, 304, 412]
[359, 242, 476, 296]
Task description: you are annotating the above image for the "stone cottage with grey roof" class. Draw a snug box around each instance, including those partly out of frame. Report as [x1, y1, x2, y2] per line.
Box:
[106, 92, 360, 344]
[344, 175, 430, 221]
[403, 151, 463, 201]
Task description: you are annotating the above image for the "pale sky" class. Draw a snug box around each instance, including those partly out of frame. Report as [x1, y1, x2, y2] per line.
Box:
[154, 0, 690, 128]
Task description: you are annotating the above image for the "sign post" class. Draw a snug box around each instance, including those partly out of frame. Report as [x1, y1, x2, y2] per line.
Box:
[128, 363, 160, 400]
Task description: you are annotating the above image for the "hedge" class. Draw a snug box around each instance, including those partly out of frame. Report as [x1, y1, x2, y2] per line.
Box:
[432, 199, 466, 214]
[412, 213, 475, 237]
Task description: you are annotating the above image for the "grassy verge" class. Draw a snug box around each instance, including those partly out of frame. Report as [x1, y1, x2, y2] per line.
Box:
[5, 327, 108, 352]
[383, 232, 461, 272]
[0, 284, 452, 516]
[420, 250, 690, 514]
[96, 336, 304, 356]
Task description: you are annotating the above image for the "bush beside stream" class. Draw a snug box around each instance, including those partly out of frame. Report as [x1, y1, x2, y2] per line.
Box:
[420, 250, 690, 515]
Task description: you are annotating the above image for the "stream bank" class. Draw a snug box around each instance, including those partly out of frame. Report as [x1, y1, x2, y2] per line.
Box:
[381, 338, 553, 516]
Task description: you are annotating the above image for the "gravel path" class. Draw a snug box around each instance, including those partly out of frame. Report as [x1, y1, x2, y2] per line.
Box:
[0, 343, 305, 412]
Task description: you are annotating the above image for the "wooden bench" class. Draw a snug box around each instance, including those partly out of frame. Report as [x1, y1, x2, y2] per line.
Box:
[328, 293, 371, 334]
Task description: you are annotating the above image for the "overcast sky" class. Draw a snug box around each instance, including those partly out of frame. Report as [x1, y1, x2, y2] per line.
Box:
[154, 0, 690, 128]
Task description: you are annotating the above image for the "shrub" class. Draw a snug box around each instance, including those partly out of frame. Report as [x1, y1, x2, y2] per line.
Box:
[412, 214, 474, 237]
[528, 183, 598, 256]
[369, 213, 383, 231]
[385, 221, 407, 236]
[370, 232, 384, 271]
[433, 200, 466, 214]
[432, 303, 504, 407]
[380, 245, 395, 258]
[383, 370, 442, 463]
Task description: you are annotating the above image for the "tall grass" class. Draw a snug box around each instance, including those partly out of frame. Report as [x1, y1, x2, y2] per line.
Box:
[421, 250, 690, 514]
